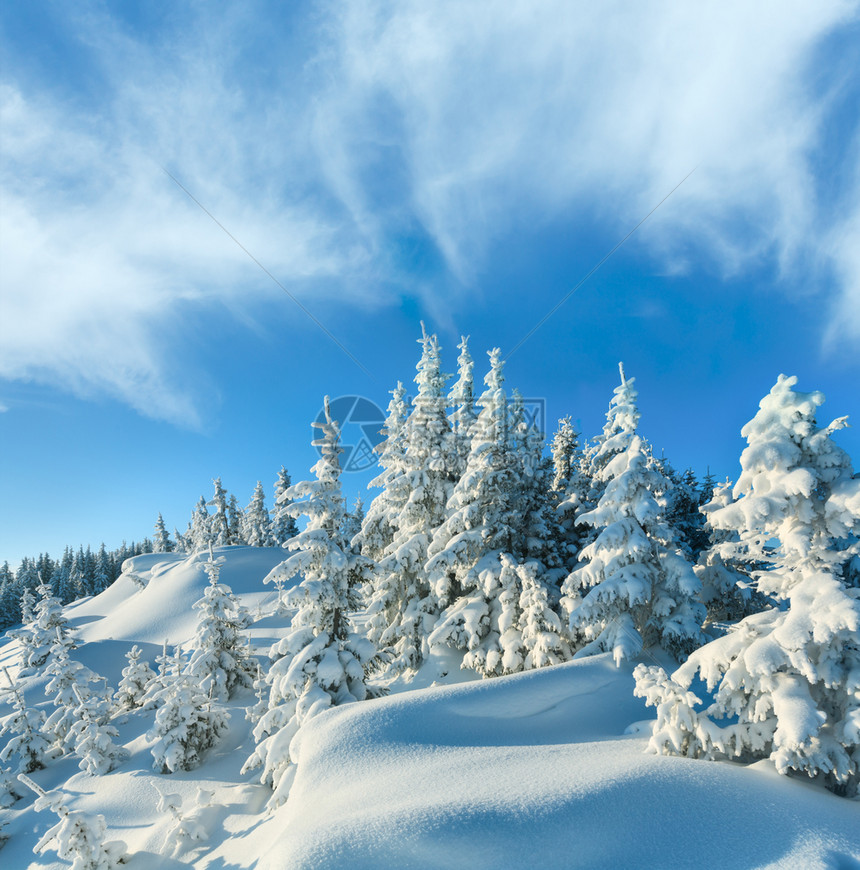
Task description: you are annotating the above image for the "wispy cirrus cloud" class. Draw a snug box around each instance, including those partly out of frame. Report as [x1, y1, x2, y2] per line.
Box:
[1, 1, 857, 425]
[314, 1, 860, 311]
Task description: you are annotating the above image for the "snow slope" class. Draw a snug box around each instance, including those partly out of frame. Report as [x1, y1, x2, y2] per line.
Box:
[2, 549, 858, 869]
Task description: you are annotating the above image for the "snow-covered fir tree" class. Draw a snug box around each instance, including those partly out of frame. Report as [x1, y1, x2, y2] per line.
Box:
[448, 335, 477, 475]
[173, 526, 189, 555]
[342, 497, 365, 548]
[13, 581, 71, 675]
[518, 559, 573, 669]
[20, 777, 129, 870]
[187, 548, 254, 701]
[0, 670, 56, 773]
[427, 349, 567, 676]
[635, 374, 860, 795]
[244, 482, 274, 548]
[562, 365, 706, 665]
[208, 478, 231, 547]
[189, 496, 212, 553]
[153, 514, 173, 553]
[426, 349, 520, 673]
[66, 685, 127, 776]
[140, 642, 177, 711]
[246, 398, 380, 807]
[695, 480, 768, 625]
[0, 763, 24, 808]
[114, 646, 156, 713]
[147, 648, 229, 774]
[353, 382, 410, 563]
[363, 329, 457, 674]
[92, 544, 112, 595]
[227, 493, 245, 545]
[271, 466, 299, 546]
[551, 415, 581, 496]
[43, 635, 109, 751]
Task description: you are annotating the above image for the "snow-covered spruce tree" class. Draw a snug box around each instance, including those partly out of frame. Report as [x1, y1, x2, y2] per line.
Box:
[353, 382, 410, 563]
[140, 642, 177, 711]
[635, 375, 860, 795]
[19, 775, 128, 870]
[113, 646, 156, 713]
[557, 365, 641, 555]
[43, 637, 110, 751]
[518, 559, 573, 668]
[187, 548, 254, 701]
[244, 481, 274, 548]
[92, 544, 112, 595]
[1, 763, 24, 807]
[551, 416, 579, 497]
[363, 329, 458, 674]
[173, 526, 189, 555]
[227, 493, 245, 545]
[427, 349, 568, 677]
[147, 649, 229, 774]
[510, 389, 565, 578]
[342, 497, 365, 548]
[246, 398, 380, 807]
[13, 581, 71, 675]
[153, 514, 173, 553]
[271, 466, 299, 546]
[189, 496, 212, 553]
[0, 670, 56, 773]
[695, 480, 768, 626]
[208, 478, 231, 547]
[67, 685, 128, 776]
[550, 416, 587, 572]
[448, 335, 477, 475]
[562, 365, 706, 665]
[652, 458, 709, 561]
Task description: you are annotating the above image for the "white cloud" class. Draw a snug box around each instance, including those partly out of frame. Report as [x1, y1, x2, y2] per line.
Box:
[1, 1, 858, 424]
[314, 0, 860, 317]
[0, 18, 374, 427]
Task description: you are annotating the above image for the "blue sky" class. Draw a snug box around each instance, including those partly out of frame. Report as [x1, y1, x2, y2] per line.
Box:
[1, 0, 859, 567]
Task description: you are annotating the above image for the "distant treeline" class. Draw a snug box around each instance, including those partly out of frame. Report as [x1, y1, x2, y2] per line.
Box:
[0, 540, 155, 630]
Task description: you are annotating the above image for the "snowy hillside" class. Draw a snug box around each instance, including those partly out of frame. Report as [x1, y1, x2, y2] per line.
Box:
[2, 548, 857, 869]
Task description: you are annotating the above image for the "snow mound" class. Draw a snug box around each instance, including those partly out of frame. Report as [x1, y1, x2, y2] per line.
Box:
[265, 654, 860, 870]
[67, 547, 288, 648]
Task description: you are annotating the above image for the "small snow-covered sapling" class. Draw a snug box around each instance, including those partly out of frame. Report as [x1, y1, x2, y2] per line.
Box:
[18, 773, 129, 869]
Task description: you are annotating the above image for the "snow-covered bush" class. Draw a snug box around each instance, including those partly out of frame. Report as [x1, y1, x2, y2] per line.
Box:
[153, 785, 212, 857]
[635, 375, 860, 795]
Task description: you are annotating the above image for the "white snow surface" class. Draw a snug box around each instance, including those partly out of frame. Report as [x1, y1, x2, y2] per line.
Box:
[2, 548, 858, 869]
